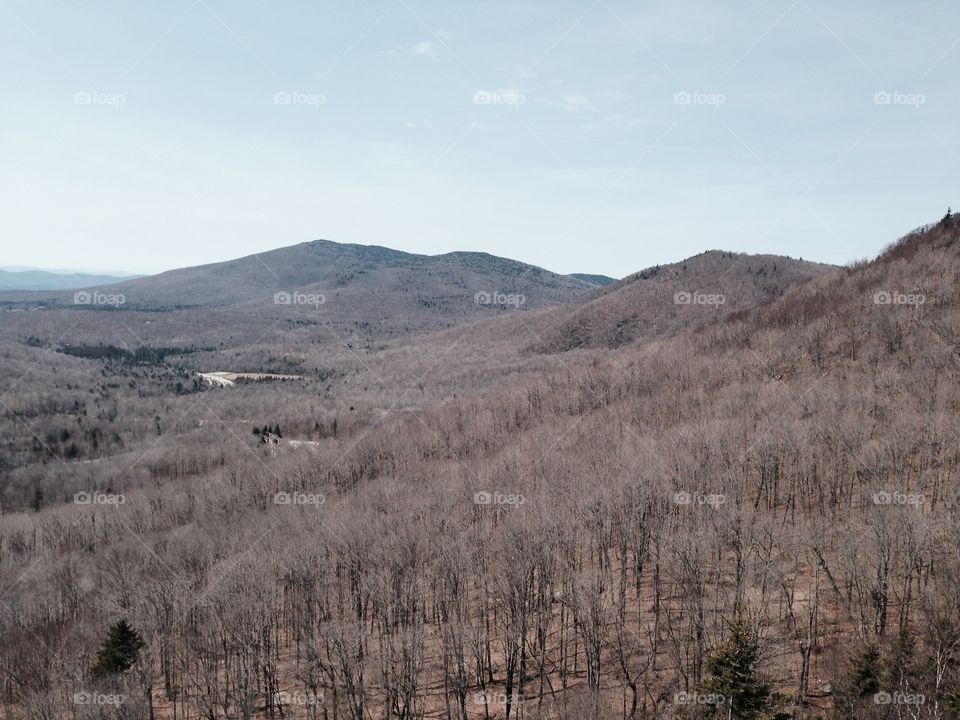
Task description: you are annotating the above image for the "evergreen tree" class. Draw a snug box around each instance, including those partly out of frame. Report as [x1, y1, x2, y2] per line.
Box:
[91, 620, 145, 678]
[850, 644, 882, 698]
[886, 627, 918, 695]
[699, 608, 774, 720]
[832, 644, 883, 719]
[942, 686, 960, 717]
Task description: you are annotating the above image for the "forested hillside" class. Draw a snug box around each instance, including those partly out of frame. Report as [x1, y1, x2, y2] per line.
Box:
[1, 215, 958, 718]
[0, 241, 595, 351]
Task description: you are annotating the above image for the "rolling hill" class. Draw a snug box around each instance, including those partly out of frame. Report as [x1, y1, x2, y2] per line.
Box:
[525, 250, 835, 352]
[37, 240, 593, 311]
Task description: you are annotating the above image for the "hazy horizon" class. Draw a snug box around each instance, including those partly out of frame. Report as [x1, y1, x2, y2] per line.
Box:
[0, 231, 858, 281]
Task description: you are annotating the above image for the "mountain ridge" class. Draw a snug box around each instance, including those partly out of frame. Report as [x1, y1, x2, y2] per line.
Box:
[524, 249, 837, 352]
[0, 268, 143, 292]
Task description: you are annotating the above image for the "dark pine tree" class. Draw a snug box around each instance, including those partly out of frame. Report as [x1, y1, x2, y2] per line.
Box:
[91, 620, 145, 678]
[830, 643, 882, 719]
[699, 608, 775, 720]
[850, 644, 882, 698]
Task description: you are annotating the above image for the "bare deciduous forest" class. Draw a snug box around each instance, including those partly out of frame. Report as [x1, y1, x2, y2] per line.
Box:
[2, 215, 959, 719]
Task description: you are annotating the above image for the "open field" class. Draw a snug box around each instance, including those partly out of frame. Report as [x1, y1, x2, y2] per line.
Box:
[198, 372, 305, 387]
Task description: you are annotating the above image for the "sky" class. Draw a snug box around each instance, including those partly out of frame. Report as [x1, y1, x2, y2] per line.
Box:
[1, 0, 957, 278]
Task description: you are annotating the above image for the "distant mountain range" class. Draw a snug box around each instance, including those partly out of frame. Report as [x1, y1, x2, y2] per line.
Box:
[0, 267, 142, 291]
[77, 241, 597, 312]
[0, 242, 836, 353]
[0, 241, 602, 345]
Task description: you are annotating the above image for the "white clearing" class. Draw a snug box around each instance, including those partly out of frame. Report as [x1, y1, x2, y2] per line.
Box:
[198, 371, 302, 387]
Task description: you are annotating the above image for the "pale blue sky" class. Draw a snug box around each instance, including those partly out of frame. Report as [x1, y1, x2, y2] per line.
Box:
[1, 0, 957, 277]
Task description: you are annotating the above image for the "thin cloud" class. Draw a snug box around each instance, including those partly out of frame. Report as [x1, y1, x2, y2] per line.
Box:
[560, 93, 599, 113]
[383, 41, 440, 60]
